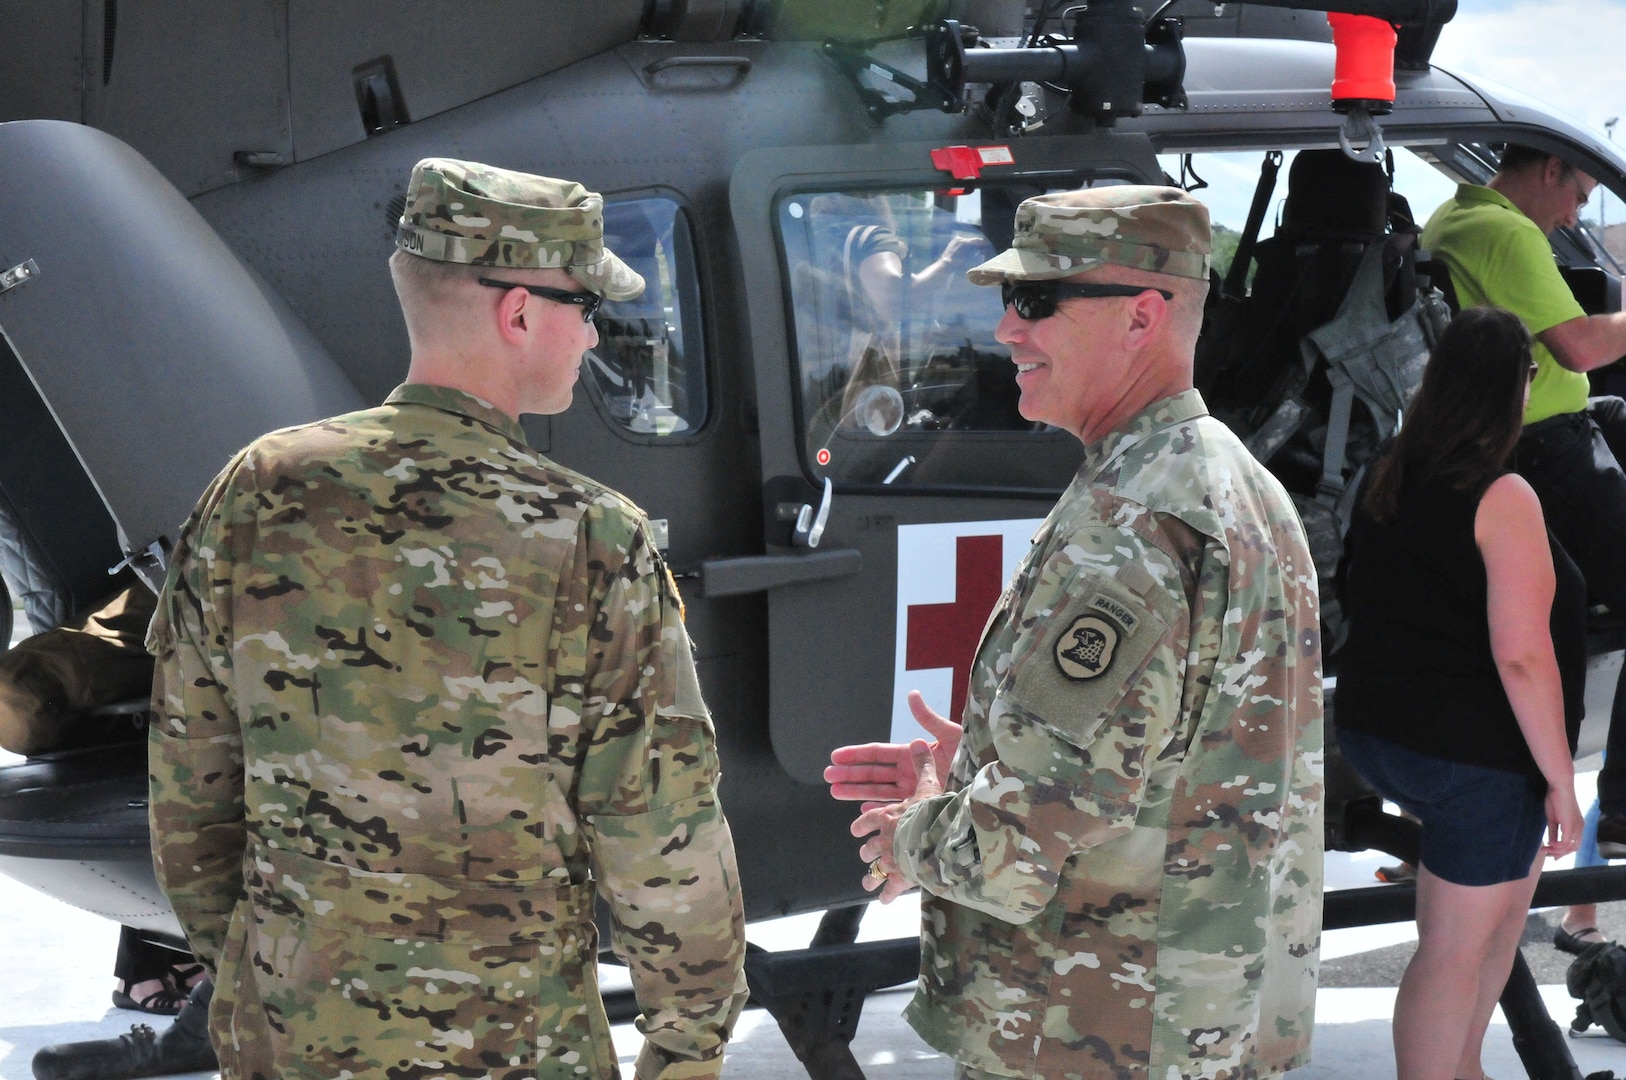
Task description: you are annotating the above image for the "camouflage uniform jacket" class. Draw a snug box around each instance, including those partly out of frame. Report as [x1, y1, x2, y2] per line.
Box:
[894, 390, 1324, 1080]
[148, 383, 747, 1080]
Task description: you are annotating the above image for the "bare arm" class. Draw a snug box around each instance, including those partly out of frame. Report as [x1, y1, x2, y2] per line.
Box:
[1476, 473, 1582, 857]
[908, 234, 975, 288]
[1538, 311, 1626, 373]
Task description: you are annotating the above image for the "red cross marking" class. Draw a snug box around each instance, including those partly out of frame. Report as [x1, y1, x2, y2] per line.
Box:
[905, 533, 1004, 724]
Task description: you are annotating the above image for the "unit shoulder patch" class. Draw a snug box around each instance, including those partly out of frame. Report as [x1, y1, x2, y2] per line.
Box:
[997, 571, 1175, 753]
[1052, 594, 1144, 681]
[1055, 614, 1117, 680]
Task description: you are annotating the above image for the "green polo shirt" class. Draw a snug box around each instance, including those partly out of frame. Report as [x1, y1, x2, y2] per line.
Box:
[1422, 183, 1589, 425]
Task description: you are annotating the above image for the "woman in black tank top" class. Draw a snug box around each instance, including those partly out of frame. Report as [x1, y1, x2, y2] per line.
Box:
[1337, 306, 1584, 1080]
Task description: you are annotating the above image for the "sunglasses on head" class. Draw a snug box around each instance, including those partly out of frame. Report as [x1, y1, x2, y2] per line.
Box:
[1000, 280, 1175, 321]
[477, 277, 603, 323]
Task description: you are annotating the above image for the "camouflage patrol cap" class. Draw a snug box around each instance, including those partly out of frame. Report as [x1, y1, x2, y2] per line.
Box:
[396, 158, 645, 301]
[967, 185, 1211, 285]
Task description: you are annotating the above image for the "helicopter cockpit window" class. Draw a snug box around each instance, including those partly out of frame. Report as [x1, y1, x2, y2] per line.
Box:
[1154, 148, 1459, 283]
[779, 186, 1085, 489]
[586, 198, 706, 437]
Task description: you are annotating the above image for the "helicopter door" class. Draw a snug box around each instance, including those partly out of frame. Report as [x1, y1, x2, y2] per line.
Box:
[725, 138, 1161, 784]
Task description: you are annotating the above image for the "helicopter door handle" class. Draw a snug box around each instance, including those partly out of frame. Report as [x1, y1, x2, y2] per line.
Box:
[697, 547, 863, 598]
[792, 477, 833, 549]
[645, 56, 753, 75]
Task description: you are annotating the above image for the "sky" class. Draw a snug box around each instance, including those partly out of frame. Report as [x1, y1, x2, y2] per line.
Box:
[1170, 0, 1626, 232]
[1398, 0, 1626, 221]
[1428, 0, 1626, 225]
[1433, 0, 1625, 141]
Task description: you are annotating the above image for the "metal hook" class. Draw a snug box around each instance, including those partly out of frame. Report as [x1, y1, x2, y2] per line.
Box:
[1338, 106, 1387, 165]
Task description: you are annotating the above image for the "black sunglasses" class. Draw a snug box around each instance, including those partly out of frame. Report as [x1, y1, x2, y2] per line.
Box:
[1001, 281, 1174, 321]
[477, 277, 602, 322]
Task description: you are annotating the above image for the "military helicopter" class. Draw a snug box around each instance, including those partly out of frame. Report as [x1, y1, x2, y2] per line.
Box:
[3, 1, 1626, 1077]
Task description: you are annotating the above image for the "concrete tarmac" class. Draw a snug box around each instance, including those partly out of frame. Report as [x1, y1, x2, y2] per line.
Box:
[3, 617, 1624, 1080]
[3, 846, 1625, 1080]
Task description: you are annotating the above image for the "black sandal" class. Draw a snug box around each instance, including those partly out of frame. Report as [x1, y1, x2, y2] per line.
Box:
[168, 960, 207, 991]
[111, 979, 186, 1016]
[1554, 926, 1607, 956]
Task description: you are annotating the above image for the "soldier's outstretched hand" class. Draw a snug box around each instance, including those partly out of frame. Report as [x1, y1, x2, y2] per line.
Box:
[853, 739, 942, 903]
[825, 690, 962, 810]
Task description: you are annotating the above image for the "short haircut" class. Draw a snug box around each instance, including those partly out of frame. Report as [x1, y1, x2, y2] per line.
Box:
[388, 249, 497, 347]
[389, 249, 488, 309]
[1498, 143, 1572, 177]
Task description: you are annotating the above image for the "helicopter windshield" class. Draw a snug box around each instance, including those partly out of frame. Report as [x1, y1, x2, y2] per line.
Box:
[779, 184, 1086, 489]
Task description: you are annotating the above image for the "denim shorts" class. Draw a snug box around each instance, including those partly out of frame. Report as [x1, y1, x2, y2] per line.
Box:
[1338, 727, 1547, 886]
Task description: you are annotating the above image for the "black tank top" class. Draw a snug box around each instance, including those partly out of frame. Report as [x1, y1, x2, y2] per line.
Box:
[1335, 470, 1583, 775]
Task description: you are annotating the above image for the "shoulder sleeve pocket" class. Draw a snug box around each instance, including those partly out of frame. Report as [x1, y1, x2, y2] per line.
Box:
[999, 574, 1172, 752]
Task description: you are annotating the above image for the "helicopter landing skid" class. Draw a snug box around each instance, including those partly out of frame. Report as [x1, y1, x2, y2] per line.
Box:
[745, 904, 921, 1080]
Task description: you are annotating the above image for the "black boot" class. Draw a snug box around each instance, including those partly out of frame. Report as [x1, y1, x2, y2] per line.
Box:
[33, 978, 216, 1080]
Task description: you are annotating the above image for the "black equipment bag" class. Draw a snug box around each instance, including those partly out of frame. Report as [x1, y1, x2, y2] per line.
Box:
[1568, 940, 1626, 1042]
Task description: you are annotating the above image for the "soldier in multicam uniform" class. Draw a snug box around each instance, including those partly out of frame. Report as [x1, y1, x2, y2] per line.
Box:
[146, 158, 748, 1080]
[826, 186, 1324, 1080]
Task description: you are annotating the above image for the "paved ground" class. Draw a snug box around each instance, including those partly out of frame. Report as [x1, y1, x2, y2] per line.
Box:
[4, 844, 1625, 1080]
[2, 610, 1624, 1079]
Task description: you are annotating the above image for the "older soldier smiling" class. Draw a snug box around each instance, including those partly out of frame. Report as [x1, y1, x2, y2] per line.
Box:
[827, 186, 1325, 1080]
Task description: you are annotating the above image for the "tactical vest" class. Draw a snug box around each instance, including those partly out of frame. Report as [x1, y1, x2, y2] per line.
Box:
[1197, 149, 1451, 651]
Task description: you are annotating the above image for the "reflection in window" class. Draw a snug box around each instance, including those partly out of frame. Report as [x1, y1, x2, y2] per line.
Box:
[779, 186, 1083, 488]
[587, 198, 705, 437]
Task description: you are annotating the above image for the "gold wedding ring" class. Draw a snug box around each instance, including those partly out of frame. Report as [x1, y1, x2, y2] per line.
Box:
[868, 859, 888, 880]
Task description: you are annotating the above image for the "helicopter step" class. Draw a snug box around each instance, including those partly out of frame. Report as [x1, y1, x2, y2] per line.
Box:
[0, 736, 180, 940]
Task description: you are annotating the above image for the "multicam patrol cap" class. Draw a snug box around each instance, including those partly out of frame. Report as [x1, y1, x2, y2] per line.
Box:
[967, 185, 1211, 285]
[396, 158, 645, 301]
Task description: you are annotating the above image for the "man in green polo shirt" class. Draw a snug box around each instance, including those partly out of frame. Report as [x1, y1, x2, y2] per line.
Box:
[1423, 144, 1626, 858]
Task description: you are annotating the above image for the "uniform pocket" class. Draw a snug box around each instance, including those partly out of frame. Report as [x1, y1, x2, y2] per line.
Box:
[247, 907, 611, 1079]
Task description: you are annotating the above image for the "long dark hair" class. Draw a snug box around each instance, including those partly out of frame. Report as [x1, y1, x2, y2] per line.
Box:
[1362, 305, 1532, 522]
